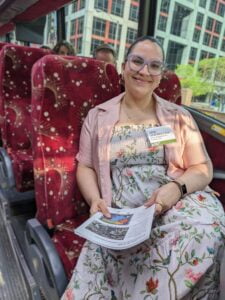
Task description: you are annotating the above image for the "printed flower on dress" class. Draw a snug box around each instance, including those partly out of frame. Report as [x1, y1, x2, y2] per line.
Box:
[65, 288, 74, 300]
[147, 146, 157, 152]
[197, 194, 206, 202]
[184, 268, 203, 288]
[146, 277, 159, 294]
[116, 149, 125, 158]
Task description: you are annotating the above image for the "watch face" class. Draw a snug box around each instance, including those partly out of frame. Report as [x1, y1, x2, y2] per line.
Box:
[182, 184, 187, 195]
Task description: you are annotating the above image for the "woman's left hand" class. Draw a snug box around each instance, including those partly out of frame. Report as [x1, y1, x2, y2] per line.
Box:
[145, 182, 181, 215]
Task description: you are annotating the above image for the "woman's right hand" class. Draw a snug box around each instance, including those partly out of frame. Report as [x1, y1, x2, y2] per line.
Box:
[90, 198, 111, 218]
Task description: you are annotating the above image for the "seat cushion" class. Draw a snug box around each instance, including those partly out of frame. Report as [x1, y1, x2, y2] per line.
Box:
[9, 148, 34, 191]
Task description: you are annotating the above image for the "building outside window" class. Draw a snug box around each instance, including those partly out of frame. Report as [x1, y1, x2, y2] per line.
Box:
[193, 28, 201, 42]
[189, 47, 197, 61]
[72, 2, 78, 13]
[109, 22, 122, 40]
[214, 21, 222, 34]
[126, 28, 137, 44]
[90, 38, 103, 54]
[209, 0, 217, 13]
[160, 0, 170, 13]
[92, 17, 106, 37]
[64, 5, 69, 15]
[111, 0, 124, 17]
[157, 15, 167, 32]
[70, 19, 76, 35]
[80, 0, 85, 10]
[166, 41, 184, 70]
[170, 4, 192, 37]
[156, 36, 164, 47]
[200, 50, 208, 59]
[208, 52, 215, 58]
[221, 39, 225, 51]
[203, 32, 210, 46]
[199, 0, 207, 8]
[77, 17, 84, 34]
[218, 3, 225, 17]
[94, 0, 108, 12]
[76, 37, 83, 53]
[211, 36, 219, 48]
[196, 12, 204, 26]
[206, 17, 213, 31]
[129, 4, 138, 22]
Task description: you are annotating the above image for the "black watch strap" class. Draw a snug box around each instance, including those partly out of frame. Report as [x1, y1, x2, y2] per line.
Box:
[172, 180, 187, 198]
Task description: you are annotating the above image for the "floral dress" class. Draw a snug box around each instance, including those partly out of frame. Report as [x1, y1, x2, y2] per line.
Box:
[62, 124, 225, 300]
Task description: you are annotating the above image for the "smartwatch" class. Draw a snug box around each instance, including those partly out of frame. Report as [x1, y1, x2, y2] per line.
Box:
[172, 181, 187, 198]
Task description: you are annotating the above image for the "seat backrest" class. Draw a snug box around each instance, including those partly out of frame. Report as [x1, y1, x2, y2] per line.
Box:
[0, 44, 51, 190]
[31, 55, 121, 227]
[155, 69, 181, 105]
[0, 44, 51, 150]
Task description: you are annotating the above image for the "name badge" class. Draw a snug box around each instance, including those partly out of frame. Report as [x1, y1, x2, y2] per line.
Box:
[145, 125, 176, 146]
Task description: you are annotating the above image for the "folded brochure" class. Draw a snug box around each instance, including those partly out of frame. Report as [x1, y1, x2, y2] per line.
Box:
[74, 204, 155, 250]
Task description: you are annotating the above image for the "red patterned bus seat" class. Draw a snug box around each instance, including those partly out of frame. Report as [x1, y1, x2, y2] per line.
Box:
[31, 55, 121, 277]
[0, 44, 50, 191]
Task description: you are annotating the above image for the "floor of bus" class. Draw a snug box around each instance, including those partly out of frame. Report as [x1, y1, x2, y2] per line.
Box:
[0, 192, 43, 300]
[0, 207, 30, 300]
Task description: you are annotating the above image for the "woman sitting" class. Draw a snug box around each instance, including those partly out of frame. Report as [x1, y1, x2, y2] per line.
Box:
[61, 36, 225, 300]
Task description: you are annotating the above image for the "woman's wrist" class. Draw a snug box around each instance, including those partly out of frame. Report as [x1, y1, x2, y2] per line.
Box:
[170, 180, 187, 198]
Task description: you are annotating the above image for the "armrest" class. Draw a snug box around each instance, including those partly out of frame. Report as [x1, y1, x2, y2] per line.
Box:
[213, 169, 225, 180]
[25, 218, 68, 299]
[0, 147, 15, 188]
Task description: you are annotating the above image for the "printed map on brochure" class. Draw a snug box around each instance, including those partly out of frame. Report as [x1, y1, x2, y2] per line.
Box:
[74, 205, 155, 250]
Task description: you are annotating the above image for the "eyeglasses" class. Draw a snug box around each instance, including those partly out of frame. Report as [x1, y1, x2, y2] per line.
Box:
[127, 54, 165, 75]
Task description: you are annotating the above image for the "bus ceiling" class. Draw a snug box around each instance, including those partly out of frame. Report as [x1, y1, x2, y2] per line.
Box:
[0, 0, 72, 36]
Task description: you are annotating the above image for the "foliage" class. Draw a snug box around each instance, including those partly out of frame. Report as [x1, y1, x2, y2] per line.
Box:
[175, 63, 215, 97]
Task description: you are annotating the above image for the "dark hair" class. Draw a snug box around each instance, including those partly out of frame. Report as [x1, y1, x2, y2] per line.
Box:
[40, 45, 51, 50]
[94, 43, 116, 59]
[125, 36, 165, 61]
[53, 41, 76, 56]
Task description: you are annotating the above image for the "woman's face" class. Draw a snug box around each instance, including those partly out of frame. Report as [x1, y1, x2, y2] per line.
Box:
[58, 45, 69, 55]
[123, 40, 164, 98]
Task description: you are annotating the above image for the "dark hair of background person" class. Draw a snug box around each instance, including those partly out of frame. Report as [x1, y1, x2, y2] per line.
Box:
[125, 36, 165, 61]
[40, 45, 51, 50]
[53, 40, 76, 56]
[93, 43, 116, 59]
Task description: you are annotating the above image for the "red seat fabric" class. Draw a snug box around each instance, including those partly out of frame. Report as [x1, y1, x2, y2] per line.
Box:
[31, 55, 121, 277]
[155, 69, 181, 104]
[0, 44, 50, 191]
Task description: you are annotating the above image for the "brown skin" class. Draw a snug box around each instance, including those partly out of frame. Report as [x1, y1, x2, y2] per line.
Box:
[58, 45, 70, 55]
[95, 50, 116, 65]
[77, 39, 213, 217]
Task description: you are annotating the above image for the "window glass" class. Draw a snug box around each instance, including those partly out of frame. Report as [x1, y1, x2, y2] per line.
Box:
[189, 47, 197, 61]
[92, 17, 106, 37]
[196, 12, 204, 26]
[109, 22, 122, 40]
[94, 0, 108, 12]
[157, 15, 167, 32]
[111, 0, 124, 17]
[129, 4, 139, 22]
[126, 28, 137, 44]
[199, 0, 206, 8]
[160, 0, 170, 13]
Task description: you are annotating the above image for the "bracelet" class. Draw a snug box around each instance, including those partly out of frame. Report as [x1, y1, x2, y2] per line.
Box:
[171, 180, 187, 198]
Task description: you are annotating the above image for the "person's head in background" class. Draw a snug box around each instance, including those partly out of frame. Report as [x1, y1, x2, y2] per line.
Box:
[53, 41, 76, 56]
[93, 44, 116, 66]
[40, 45, 51, 50]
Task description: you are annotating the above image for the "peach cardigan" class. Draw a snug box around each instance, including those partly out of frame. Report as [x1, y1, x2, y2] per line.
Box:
[76, 92, 210, 206]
